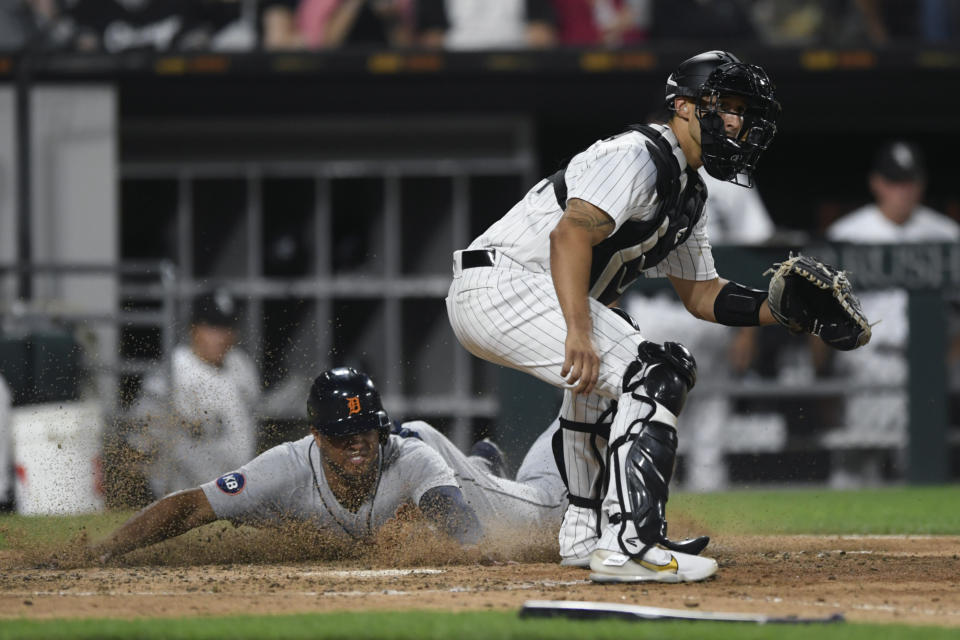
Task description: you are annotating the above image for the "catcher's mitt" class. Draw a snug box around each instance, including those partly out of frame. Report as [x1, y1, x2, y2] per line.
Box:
[765, 254, 871, 351]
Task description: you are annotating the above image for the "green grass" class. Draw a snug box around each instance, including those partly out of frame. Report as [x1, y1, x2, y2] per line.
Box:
[3, 487, 959, 639]
[671, 485, 960, 535]
[0, 511, 129, 550]
[1, 610, 957, 640]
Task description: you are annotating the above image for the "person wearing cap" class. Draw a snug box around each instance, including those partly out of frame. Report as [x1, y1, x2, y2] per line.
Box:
[828, 141, 959, 243]
[91, 368, 566, 563]
[822, 141, 960, 487]
[129, 290, 261, 499]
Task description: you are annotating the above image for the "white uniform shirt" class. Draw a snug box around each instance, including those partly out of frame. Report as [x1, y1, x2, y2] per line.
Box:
[699, 168, 774, 245]
[469, 124, 717, 284]
[136, 344, 261, 496]
[201, 434, 457, 539]
[826, 204, 960, 351]
[827, 204, 960, 244]
[442, 0, 528, 50]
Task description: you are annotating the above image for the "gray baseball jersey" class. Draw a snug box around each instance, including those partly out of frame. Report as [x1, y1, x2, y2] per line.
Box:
[201, 433, 456, 539]
[514, 417, 565, 506]
[405, 421, 565, 532]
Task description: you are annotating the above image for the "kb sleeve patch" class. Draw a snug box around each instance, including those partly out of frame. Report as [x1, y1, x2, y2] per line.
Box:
[215, 472, 246, 495]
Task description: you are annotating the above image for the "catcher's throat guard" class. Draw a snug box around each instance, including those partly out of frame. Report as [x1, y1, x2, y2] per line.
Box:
[765, 254, 872, 351]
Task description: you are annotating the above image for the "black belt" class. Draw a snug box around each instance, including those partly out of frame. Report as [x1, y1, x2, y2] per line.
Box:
[461, 249, 495, 269]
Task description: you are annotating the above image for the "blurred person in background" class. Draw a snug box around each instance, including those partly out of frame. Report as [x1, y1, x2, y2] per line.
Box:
[748, 0, 875, 46]
[748, 0, 960, 46]
[648, 0, 755, 42]
[0, 0, 59, 50]
[626, 110, 780, 492]
[853, 0, 960, 44]
[130, 289, 261, 499]
[416, 0, 556, 50]
[551, 0, 650, 47]
[59, 0, 251, 52]
[260, 0, 304, 48]
[626, 166, 779, 492]
[822, 140, 960, 487]
[261, 0, 413, 50]
[685, 167, 780, 492]
[0, 373, 12, 511]
[918, 0, 960, 43]
[828, 141, 957, 243]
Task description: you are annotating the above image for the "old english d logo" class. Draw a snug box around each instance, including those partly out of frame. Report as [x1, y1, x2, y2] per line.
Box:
[347, 396, 362, 415]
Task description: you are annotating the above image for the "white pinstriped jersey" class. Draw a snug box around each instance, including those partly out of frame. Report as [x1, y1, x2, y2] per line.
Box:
[448, 123, 719, 561]
[468, 124, 717, 284]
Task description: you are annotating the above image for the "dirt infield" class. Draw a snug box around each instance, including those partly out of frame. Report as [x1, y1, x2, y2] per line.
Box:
[2, 533, 959, 627]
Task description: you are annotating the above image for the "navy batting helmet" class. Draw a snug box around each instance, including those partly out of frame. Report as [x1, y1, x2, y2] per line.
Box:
[307, 367, 391, 444]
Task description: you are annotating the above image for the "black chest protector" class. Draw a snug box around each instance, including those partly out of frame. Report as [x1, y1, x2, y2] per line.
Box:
[546, 124, 708, 305]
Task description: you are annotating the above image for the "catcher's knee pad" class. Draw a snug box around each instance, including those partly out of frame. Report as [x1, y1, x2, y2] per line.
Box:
[622, 341, 697, 416]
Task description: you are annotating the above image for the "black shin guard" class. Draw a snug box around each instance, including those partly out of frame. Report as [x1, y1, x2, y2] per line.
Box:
[607, 341, 709, 557]
[608, 407, 678, 556]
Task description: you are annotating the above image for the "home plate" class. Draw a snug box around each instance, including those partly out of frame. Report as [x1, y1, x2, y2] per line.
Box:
[300, 569, 446, 578]
[520, 600, 845, 624]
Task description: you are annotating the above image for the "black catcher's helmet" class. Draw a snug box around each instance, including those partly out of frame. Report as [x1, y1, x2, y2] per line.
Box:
[664, 50, 741, 107]
[666, 50, 780, 186]
[307, 367, 391, 444]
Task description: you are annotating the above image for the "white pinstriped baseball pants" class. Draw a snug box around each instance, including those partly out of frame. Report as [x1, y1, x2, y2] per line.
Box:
[446, 251, 649, 560]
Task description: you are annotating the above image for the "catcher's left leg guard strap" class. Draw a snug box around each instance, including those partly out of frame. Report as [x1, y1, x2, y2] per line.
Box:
[556, 392, 615, 560]
[553, 417, 611, 512]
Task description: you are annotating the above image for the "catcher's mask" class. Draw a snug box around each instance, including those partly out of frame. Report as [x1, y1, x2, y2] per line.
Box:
[307, 367, 391, 444]
[694, 61, 780, 186]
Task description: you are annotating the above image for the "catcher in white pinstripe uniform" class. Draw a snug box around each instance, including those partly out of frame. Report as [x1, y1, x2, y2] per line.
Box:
[446, 51, 784, 583]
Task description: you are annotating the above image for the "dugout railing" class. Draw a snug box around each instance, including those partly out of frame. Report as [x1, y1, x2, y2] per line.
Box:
[0, 261, 177, 407]
[115, 115, 538, 453]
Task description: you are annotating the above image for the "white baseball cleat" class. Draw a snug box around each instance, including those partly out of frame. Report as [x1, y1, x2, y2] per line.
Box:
[588, 546, 718, 583]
